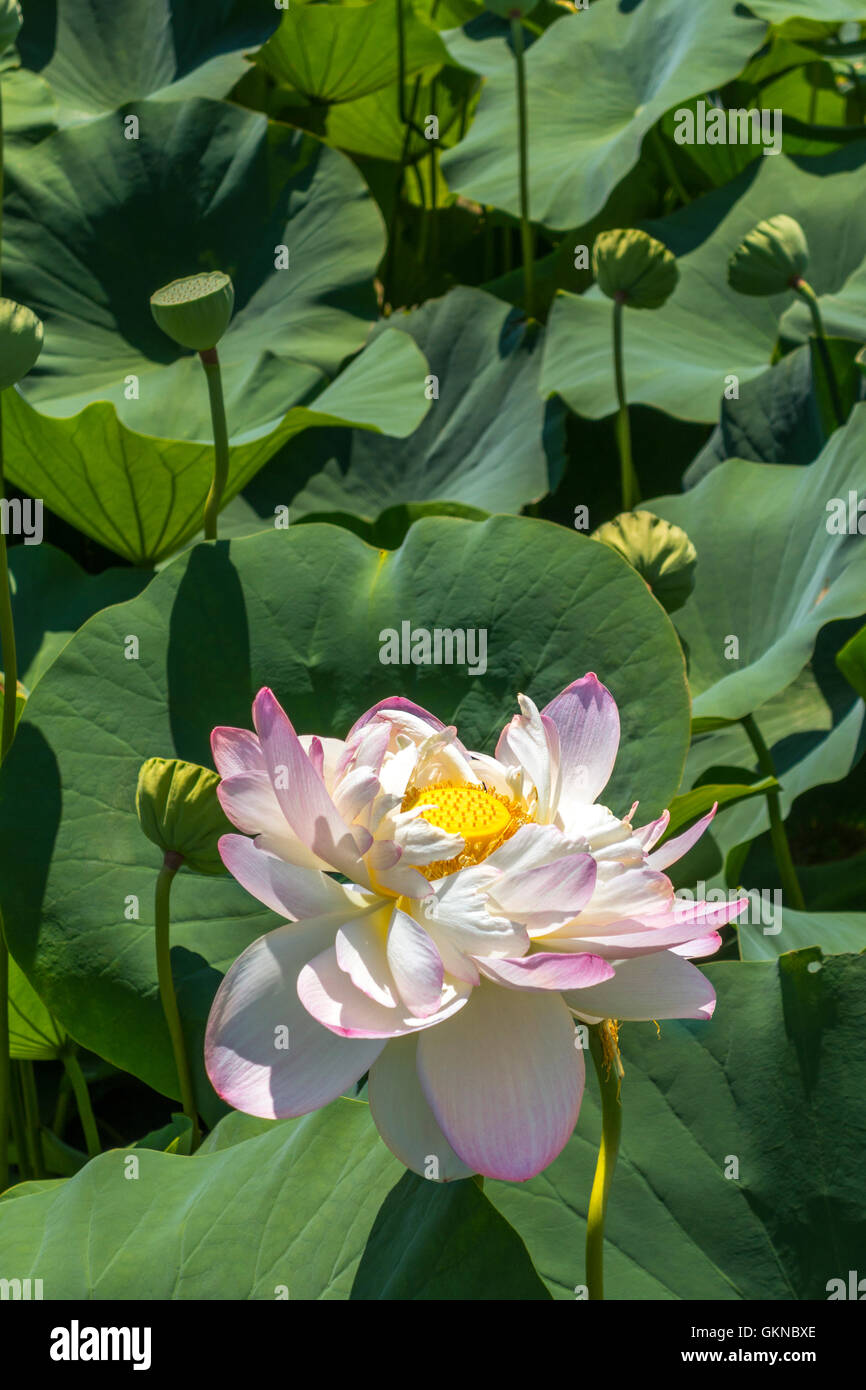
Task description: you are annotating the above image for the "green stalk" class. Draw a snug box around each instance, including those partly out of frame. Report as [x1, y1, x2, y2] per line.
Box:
[794, 278, 845, 430]
[155, 855, 201, 1150]
[18, 1060, 43, 1179]
[509, 17, 535, 319]
[585, 1022, 623, 1301]
[613, 296, 640, 510]
[61, 1048, 101, 1161]
[8, 1061, 28, 1182]
[199, 348, 230, 540]
[0, 921, 7, 1190]
[741, 714, 806, 911]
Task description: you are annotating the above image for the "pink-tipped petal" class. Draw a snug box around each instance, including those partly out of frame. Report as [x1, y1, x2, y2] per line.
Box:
[211, 726, 265, 778]
[387, 910, 445, 1017]
[647, 805, 717, 871]
[346, 697, 446, 741]
[335, 909, 397, 1008]
[671, 932, 722, 959]
[205, 915, 384, 1118]
[487, 852, 598, 934]
[219, 833, 356, 921]
[475, 950, 614, 991]
[368, 1036, 475, 1182]
[564, 950, 717, 1022]
[633, 809, 670, 852]
[417, 981, 584, 1180]
[541, 673, 620, 808]
[298, 945, 469, 1039]
[253, 688, 371, 877]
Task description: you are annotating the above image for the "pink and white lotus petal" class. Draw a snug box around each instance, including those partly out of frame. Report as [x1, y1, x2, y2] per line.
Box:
[475, 950, 614, 991]
[219, 833, 359, 921]
[298, 944, 470, 1039]
[366, 839, 432, 899]
[387, 910, 445, 1017]
[670, 932, 723, 959]
[426, 866, 530, 960]
[564, 950, 717, 1022]
[335, 908, 398, 1008]
[646, 805, 717, 871]
[346, 697, 446, 742]
[487, 851, 598, 934]
[632, 809, 670, 852]
[212, 726, 266, 778]
[417, 981, 584, 1181]
[253, 688, 372, 878]
[368, 1036, 475, 1182]
[495, 694, 560, 820]
[542, 673, 620, 811]
[205, 916, 384, 1119]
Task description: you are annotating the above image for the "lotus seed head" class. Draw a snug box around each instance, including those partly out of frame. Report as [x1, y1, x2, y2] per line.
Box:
[728, 214, 809, 297]
[150, 272, 235, 351]
[0, 297, 44, 391]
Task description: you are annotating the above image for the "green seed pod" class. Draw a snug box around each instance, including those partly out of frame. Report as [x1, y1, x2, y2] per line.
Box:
[727, 214, 809, 297]
[592, 510, 697, 614]
[136, 757, 232, 875]
[0, 1, 21, 50]
[150, 272, 235, 352]
[592, 229, 679, 309]
[482, 0, 539, 17]
[0, 298, 43, 391]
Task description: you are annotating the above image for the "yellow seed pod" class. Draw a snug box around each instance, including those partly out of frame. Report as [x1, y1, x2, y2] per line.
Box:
[136, 757, 232, 875]
[592, 510, 697, 614]
[593, 229, 679, 309]
[150, 272, 235, 351]
[0, 298, 43, 391]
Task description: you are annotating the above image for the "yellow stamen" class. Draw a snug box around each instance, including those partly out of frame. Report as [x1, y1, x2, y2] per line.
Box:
[403, 780, 528, 880]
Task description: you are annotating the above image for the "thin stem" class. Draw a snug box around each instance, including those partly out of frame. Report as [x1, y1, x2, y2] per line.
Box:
[8, 1062, 29, 1182]
[19, 1060, 43, 1179]
[509, 16, 535, 319]
[52, 1070, 71, 1139]
[61, 1049, 101, 1161]
[199, 348, 230, 540]
[155, 856, 201, 1150]
[741, 714, 806, 911]
[613, 297, 640, 510]
[795, 278, 845, 430]
[585, 1022, 622, 1301]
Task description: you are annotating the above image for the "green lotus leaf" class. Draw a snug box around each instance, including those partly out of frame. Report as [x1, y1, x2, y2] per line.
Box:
[254, 0, 449, 104]
[441, 0, 767, 230]
[16, 0, 278, 121]
[0, 518, 689, 1111]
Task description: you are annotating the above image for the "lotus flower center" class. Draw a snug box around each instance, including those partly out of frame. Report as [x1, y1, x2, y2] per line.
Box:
[402, 781, 528, 879]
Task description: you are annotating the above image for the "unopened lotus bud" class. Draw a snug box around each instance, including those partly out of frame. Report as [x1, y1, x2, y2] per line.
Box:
[0, 298, 43, 390]
[150, 272, 234, 352]
[727, 214, 809, 297]
[136, 757, 231, 875]
[483, 0, 539, 17]
[593, 229, 679, 309]
[0, 1, 21, 49]
[592, 510, 697, 614]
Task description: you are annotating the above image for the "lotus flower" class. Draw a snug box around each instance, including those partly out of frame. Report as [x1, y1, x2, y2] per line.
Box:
[205, 676, 744, 1181]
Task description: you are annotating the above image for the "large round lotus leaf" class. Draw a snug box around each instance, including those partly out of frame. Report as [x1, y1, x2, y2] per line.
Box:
[440, 0, 767, 231]
[0, 1099, 547, 1298]
[0, 518, 689, 1109]
[543, 148, 866, 424]
[2, 328, 431, 565]
[254, 0, 449, 104]
[218, 287, 564, 529]
[2, 97, 385, 441]
[488, 951, 866, 1299]
[647, 406, 866, 720]
[16, 0, 278, 121]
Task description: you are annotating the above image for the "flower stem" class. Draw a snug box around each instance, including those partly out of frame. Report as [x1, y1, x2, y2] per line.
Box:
[0, 923, 7, 1191]
[794, 278, 845, 430]
[155, 855, 201, 1150]
[613, 297, 640, 510]
[61, 1048, 101, 1161]
[586, 1021, 623, 1301]
[741, 714, 806, 911]
[18, 1060, 43, 1179]
[199, 348, 230, 541]
[509, 16, 535, 320]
